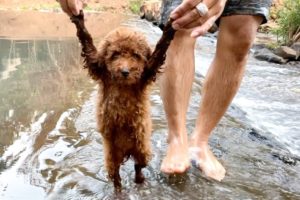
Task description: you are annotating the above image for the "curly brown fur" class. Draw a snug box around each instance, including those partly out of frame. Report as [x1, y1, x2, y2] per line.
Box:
[71, 11, 153, 189]
[96, 27, 153, 189]
[71, 11, 175, 189]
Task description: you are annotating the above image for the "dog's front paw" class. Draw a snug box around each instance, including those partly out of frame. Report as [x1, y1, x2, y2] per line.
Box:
[70, 10, 84, 24]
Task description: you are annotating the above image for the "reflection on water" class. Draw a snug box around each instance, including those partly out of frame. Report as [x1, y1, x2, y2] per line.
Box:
[0, 19, 300, 200]
[0, 37, 93, 152]
[0, 37, 94, 199]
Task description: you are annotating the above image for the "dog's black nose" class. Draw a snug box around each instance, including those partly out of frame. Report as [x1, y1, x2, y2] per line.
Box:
[121, 68, 130, 77]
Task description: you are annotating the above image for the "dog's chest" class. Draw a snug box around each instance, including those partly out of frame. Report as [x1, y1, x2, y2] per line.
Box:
[99, 91, 149, 126]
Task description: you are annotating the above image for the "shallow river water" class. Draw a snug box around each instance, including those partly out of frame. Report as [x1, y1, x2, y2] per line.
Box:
[0, 17, 300, 200]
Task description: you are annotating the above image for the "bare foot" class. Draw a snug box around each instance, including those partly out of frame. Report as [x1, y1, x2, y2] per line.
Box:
[189, 142, 226, 181]
[161, 136, 190, 174]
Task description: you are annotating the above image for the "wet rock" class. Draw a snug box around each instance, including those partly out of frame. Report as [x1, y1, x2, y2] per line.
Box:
[287, 61, 300, 67]
[248, 130, 299, 166]
[272, 152, 299, 166]
[140, 0, 161, 24]
[254, 48, 288, 64]
[274, 46, 299, 60]
[291, 42, 300, 51]
[248, 129, 268, 141]
[0, 159, 6, 172]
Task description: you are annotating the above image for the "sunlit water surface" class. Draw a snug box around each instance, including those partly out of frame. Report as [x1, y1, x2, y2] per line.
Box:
[0, 18, 299, 200]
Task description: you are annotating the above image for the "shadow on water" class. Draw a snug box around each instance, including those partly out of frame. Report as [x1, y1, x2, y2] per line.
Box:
[0, 18, 300, 200]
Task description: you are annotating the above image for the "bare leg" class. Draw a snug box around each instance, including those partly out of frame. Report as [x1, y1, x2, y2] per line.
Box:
[159, 30, 196, 173]
[189, 15, 263, 181]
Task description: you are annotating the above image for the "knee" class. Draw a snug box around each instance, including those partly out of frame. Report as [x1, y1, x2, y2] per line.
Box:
[228, 30, 255, 62]
[219, 17, 260, 63]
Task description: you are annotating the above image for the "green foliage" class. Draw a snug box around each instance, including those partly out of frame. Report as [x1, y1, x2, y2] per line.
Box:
[273, 0, 300, 44]
[266, 42, 280, 50]
[129, 0, 143, 14]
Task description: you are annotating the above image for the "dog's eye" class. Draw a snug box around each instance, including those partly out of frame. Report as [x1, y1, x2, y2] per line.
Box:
[111, 51, 120, 60]
[133, 53, 141, 60]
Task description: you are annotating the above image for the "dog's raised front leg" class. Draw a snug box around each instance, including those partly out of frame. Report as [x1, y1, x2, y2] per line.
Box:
[71, 11, 104, 80]
[141, 20, 176, 86]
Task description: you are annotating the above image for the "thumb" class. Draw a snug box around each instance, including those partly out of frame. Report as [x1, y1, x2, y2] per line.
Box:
[191, 15, 217, 37]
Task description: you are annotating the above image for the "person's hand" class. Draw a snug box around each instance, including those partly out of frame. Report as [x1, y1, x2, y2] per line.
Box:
[57, 0, 87, 16]
[170, 0, 227, 37]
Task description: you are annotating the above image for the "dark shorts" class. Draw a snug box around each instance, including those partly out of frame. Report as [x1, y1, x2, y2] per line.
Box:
[160, 0, 272, 27]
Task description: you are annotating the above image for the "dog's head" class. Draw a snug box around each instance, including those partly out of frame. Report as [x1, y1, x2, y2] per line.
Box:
[98, 27, 151, 85]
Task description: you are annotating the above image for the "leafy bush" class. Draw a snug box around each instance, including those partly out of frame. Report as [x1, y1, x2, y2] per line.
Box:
[129, 0, 143, 14]
[273, 0, 300, 44]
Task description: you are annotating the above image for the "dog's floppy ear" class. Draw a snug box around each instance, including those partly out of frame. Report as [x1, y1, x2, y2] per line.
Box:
[145, 45, 152, 61]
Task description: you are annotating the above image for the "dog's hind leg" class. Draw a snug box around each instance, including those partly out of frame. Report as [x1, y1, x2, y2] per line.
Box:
[133, 148, 151, 184]
[108, 153, 123, 189]
[134, 162, 146, 184]
[112, 163, 122, 189]
[103, 141, 124, 189]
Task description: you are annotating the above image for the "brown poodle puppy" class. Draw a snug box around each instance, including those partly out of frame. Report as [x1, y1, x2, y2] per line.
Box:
[71, 11, 175, 189]
[96, 27, 153, 188]
[71, 12, 153, 188]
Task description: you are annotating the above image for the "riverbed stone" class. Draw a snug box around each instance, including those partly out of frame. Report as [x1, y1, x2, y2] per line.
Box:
[274, 46, 299, 60]
[254, 48, 288, 64]
[140, 0, 161, 24]
[291, 42, 300, 51]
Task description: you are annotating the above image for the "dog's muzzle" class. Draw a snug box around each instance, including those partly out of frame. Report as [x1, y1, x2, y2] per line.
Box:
[121, 68, 130, 78]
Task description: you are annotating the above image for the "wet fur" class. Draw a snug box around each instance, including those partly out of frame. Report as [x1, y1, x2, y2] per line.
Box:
[96, 28, 153, 188]
[71, 12, 153, 189]
[71, 11, 175, 189]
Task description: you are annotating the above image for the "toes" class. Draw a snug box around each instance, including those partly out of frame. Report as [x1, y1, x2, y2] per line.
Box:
[207, 170, 225, 182]
[201, 162, 226, 181]
[161, 159, 189, 174]
[173, 162, 189, 173]
[160, 159, 172, 173]
[161, 162, 174, 174]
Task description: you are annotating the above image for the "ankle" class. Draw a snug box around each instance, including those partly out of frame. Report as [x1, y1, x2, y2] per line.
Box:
[167, 129, 187, 143]
[190, 134, 209, 148]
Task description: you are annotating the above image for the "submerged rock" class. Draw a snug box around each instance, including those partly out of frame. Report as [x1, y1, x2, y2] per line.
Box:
[272, 152, 299, 166]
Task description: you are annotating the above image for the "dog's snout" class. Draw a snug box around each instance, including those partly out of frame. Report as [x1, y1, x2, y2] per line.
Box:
[121, 68, 130, 77]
